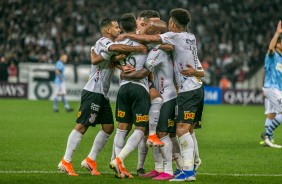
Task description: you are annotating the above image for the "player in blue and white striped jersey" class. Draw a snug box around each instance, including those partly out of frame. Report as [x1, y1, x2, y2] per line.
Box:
[261, 20, 282, 148]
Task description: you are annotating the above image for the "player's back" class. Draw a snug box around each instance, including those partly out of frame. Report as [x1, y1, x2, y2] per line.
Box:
[117, 38, 148, 91]
[160, 31, 202, 93]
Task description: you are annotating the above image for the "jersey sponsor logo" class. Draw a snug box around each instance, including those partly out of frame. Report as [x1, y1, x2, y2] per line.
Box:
[77, 111, 81, 118]
[160, 77, 164, 94]
[136, 114, 149, 123]
[117, 110, 125, 118]
[91, 103, 100, 111]
[168, 119, 174, 127]
[183, 111, 195, 120]
[94, 70, 100, 82]
[276, 63, 282, 73]
[89, 113, 97, 123]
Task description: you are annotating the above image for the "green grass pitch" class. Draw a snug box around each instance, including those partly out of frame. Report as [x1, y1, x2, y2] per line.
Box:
[0, 99, 282, 184]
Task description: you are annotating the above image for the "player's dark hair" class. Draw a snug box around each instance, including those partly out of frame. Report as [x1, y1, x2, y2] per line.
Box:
[100, 18, 116, 31]
[139, 10, 160, 21]
[170, 8, 191, 28]
[120, 13, 137, 33]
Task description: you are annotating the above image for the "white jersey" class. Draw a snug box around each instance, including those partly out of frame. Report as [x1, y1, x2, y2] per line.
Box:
[160, 32, 202, 93]
[146, 46, 177, 103]
[117, 38, 148, 91]
[83, 37, 115, 97]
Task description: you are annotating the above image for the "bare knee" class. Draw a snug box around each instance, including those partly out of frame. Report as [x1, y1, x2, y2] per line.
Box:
[102, 124, 114, 135]
[74, 123, 88, 135]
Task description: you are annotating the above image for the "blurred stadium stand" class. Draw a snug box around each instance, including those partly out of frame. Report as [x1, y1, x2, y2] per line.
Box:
[0, 0, 281, 88]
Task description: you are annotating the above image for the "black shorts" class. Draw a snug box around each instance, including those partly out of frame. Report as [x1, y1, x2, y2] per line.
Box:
[175, 87, 204, 124]
[194, 86, 205, 128]
[116, 83, 150, 127]
[157, 98, 176, 133]
[76, 90, 114, 127]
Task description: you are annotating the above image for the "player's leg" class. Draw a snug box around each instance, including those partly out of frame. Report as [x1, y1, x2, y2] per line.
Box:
[137, 129, 148, 176]
[170, 133, 183, 175]
[137, 84, 162, 175]
[147, 85, 164, 147]
[82, 96, 115, 175]
[60, 82, 73, 112]
[58, 123, 87, 176]
[191, 92, 204, 172]
[170, 88, 203, 181]
[110, 83, 150, 178]
[152, 99, 176, 180]
[53, 83, 60, 112]
[262, 88, 282, 148]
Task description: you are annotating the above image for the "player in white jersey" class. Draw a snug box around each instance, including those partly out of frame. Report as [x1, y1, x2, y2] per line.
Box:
[135, 10, 167, 177]
[121, 20, 175, 180]
[58, 18, 147, 176]
[116, 8, 205, 181]
[109, 13, 151, 179]
[260, 20, 282, 148]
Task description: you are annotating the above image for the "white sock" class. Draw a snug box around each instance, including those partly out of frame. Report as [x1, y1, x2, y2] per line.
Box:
[137, 136, 148, 170]
[113, 128, 128, 158]
[118, 129, 144, 161]
[111, 141, 116, 161]
[160, 135, 173, 175]
[178, 133, 194, 171]
[63, 129, 82, 162]
[88, 130, 110, 161]
[153, 146, 163, 172]
[171, 137, 183, 170]
[191, 132, 200, 164]
[149, 97, 163, 135]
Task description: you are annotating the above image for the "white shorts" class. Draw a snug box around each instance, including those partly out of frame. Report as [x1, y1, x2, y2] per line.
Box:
[54, 82, 67, 96]
[263, 88, 282, 114]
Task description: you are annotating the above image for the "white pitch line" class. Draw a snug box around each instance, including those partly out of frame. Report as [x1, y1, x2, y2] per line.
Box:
[0, 171, 282, 177]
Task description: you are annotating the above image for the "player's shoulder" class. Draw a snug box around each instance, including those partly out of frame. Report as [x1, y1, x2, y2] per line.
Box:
[96, 37, 113, 47]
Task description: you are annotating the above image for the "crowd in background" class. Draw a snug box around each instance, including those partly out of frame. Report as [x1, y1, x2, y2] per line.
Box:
[0, 0, 281, 88]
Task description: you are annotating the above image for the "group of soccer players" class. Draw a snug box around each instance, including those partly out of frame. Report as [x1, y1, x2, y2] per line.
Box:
[58, 8, 205, 182]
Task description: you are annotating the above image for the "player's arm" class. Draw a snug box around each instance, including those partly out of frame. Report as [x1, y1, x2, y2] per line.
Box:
[115, 64, 136, 73]
[116, 33, 162, 44]
[158, 44, 174, 52]
[181, 64, 205, 77]
[55, 69, 62, 81]
[108, 44, 147, 53]
[121, 68, 150, 80]
[269, 20, 282, 55]
[90, 47, 105, 65]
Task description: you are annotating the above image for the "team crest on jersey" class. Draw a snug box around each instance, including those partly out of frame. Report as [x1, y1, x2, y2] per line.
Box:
[136, 114, 149, 123]
[184, 111, 195, 120]
[168, 119, 174, 127]
[77, 111, 81, 118]
[117, 110, 125, 118]
[89, 113, 97, 124]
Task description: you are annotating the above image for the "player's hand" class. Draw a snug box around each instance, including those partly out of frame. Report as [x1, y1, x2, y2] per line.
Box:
[122, 64, 136, 73]
[114, 54, 127, 61]
[181, 64, 195, 76]
[276, 20, 282, 34]
[115, 34, 128, 41]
